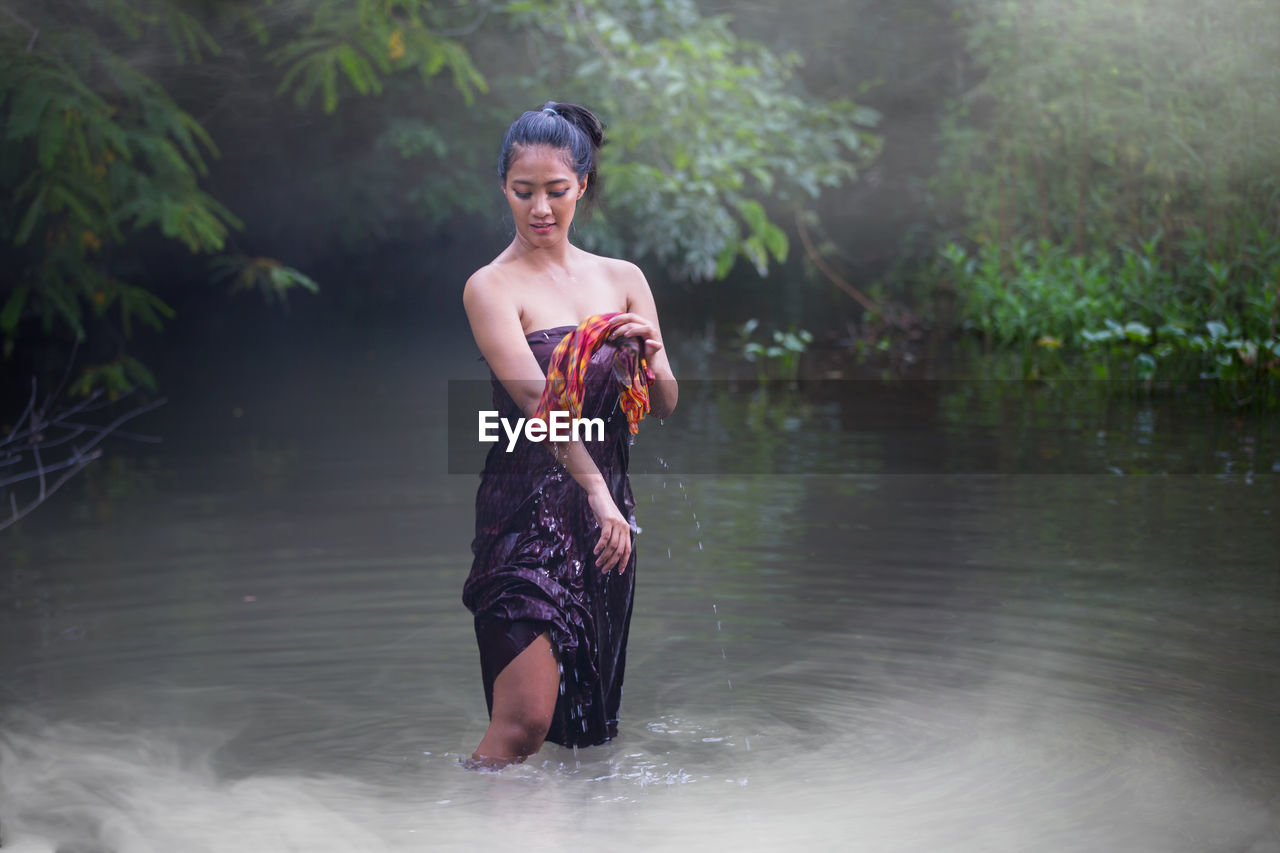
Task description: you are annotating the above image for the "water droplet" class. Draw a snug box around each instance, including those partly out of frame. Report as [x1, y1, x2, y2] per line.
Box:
[698, 541, 703, 551]
[716, 621, 721, 631]
[712, 604, 717, 614]
[727, 679, 732, 690]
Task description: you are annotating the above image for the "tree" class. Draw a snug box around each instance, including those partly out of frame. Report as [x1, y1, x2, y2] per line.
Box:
[0, 0, 880, 392]
[929, 0, 1280, 396]
[936, 0, 1280, 259]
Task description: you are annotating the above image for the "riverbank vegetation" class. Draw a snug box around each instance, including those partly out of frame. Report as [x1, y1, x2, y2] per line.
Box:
[0, 0, 878, 396]
[923, 0, 1280, 406]
[2, 0, 1276, 410]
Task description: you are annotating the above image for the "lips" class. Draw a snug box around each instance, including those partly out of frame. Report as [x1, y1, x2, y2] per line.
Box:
[531, 222, 555, 234]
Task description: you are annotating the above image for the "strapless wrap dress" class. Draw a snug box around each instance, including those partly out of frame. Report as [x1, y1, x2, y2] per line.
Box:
[463, 321, 644, 747]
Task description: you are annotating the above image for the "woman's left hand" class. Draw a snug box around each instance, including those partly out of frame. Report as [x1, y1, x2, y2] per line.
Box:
[588, 486, 632, 573]
[607, 312, 663, 362]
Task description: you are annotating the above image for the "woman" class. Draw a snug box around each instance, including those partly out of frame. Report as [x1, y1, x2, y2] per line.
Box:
[461, 102, 678, 768]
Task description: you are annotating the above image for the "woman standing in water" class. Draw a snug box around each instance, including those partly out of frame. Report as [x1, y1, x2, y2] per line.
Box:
[461, 102, 678, 768]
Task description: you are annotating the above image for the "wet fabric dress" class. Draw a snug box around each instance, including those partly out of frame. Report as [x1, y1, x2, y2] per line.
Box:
[463, 324, 640, 747]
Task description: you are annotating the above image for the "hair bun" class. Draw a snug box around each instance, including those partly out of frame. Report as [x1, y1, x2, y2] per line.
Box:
[542, 101, 606, 151]
[498, 101, 607, 207]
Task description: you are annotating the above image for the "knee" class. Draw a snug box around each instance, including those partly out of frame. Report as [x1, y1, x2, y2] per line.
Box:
[507, 707, 553, 754]
[489, 701, 554, 757]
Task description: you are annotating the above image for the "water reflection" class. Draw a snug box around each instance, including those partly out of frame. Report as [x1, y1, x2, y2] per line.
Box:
[1, 332, 1277, 852]
[629, 379, 1280, 477]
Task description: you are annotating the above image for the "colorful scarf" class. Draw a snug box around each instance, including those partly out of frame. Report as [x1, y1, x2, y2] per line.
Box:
[535, 312, 656, 435]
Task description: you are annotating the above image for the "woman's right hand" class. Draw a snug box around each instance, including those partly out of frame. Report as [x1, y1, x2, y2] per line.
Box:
[588, 487, 632, 573]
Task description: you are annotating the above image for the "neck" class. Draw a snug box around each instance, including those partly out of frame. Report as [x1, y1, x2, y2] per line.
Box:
[510, 235, 575, 269]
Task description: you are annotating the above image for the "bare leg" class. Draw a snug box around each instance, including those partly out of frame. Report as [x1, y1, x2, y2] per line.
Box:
[470, 632, 560, 769]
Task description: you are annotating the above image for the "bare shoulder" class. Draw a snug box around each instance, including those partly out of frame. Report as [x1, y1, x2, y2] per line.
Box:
[463, 262, 513, 311]
[580, 252, 648, 296]
[463, 261, 505, 294]
[585, 255, 663, 320]
[598, 254, 645, 281]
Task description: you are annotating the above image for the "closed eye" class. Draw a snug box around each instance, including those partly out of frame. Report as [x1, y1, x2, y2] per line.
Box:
[513, 189, 571, 200]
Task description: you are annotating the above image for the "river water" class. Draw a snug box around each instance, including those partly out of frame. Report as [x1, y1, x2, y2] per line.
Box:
[2, 322, 1278, 852]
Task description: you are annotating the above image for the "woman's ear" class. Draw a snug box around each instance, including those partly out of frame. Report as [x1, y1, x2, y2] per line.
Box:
[577, 175, 589, 200]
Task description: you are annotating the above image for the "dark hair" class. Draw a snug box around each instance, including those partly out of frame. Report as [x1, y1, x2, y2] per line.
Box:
[497, 101, 605, 204]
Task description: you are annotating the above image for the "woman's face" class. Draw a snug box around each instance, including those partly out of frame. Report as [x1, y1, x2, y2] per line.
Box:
[502, 145, 587, 247]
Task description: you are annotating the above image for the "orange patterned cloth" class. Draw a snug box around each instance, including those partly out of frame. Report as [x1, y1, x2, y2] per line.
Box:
[535, 312, 656, 435]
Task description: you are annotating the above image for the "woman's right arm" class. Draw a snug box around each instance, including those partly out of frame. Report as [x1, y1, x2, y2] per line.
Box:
[463, 271, 633, 573]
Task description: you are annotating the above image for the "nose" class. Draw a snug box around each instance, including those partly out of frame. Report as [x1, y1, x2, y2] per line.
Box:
[532, 192, 551, 216]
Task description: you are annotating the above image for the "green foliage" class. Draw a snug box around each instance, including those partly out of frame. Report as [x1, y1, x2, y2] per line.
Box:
[210, 255, 320, 306]
[70, 354, 159, 398]
[1079, 319, 1280, 404]
[269, 0, 486, 113]
[936, 0, 1280, 255]
[925, 0, 1280, 406]
[940, 239, 1126, 346]
[737, 317, 813, 383]
[0, 0, 245, 387]
[941, 234, 1280, 405]
[497, 0, 881, 280]
[1, 0, 878, 393]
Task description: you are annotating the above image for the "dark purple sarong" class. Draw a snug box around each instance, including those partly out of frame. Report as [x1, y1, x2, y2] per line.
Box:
[463, 325, 638, 747]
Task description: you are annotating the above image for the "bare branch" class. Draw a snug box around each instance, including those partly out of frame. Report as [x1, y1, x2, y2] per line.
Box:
[4, 379, 39, 445]
[437, 2, 491, 38]
[0, 4, 40, 51]
[0, 451, 100, 532]
[41, 337, 84, 414]
[56, 423, 163, 444]
[794, 210, 882, 315]
[0, 447, 100, 491]
[32, 442, 46, 502]
[9, 423, 90, 454]
[4, 389, 106, 447]
[0, 379, 167, 533]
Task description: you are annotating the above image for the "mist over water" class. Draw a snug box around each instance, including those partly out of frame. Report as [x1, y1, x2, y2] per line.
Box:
[3, 328, 1279, 852]
[6, 0, 1279, 846]
[3, 679, 1275, 853]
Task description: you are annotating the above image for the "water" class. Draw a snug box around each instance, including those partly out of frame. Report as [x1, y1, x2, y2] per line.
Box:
[2, 327, 1278, 852]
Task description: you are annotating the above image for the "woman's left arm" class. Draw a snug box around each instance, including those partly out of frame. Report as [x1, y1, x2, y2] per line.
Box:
[613, 263, 678, 420]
